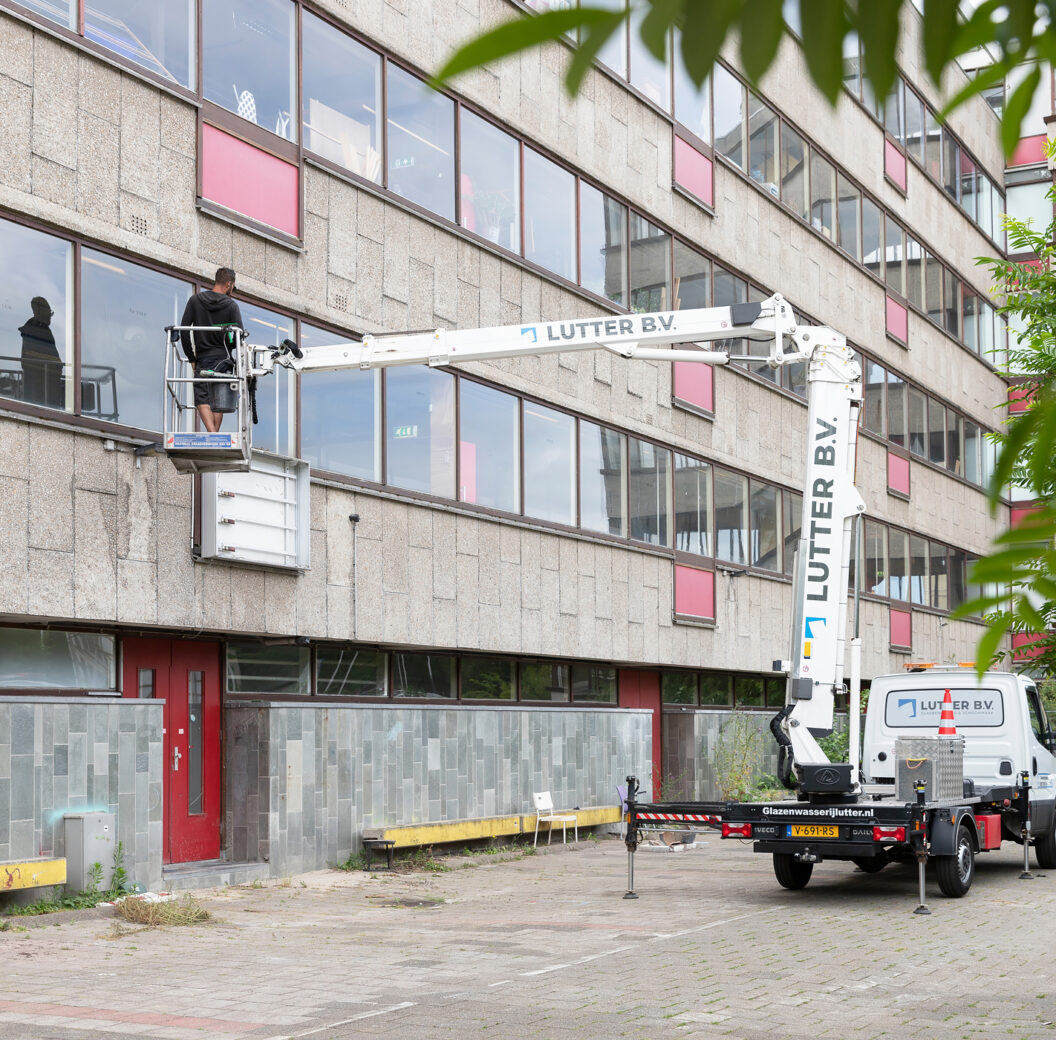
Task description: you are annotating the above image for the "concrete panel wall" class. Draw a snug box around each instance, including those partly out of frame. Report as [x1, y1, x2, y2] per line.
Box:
[225, 702, 652, 874]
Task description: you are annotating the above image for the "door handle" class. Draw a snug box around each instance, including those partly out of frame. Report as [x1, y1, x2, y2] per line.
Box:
[173, 745, 182, 772]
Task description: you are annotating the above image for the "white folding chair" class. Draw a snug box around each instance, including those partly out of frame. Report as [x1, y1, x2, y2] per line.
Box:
[532, 791, 578, 847]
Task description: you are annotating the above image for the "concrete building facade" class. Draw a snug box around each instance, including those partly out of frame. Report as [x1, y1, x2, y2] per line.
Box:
[0, 0, 1014, 888]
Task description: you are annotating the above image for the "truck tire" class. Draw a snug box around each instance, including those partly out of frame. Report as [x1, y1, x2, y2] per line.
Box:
[851, 856, 886, 873]
[773, 853, 813, 890]
[935, 825, 974, 897]
[1035, 826, 1056, 869]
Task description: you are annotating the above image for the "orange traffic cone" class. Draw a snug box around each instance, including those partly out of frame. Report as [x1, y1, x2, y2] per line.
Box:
[938, 688, 957, 735]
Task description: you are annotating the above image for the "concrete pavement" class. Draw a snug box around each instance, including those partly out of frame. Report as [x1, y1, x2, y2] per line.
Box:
[1, 835, 1054, 1039]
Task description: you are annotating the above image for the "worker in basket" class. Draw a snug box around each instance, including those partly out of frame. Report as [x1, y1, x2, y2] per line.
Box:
[179, 267, 244, 433]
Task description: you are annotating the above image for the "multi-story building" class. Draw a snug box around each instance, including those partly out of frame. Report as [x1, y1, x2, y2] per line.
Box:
[0, 0, 1014, 888]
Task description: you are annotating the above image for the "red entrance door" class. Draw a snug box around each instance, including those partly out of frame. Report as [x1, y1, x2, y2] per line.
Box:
[619, 670, 662, 795]
[122, 639, 222, 863]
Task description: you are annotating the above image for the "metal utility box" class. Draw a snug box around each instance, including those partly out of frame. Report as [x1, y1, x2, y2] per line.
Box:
[895, 736, 965, 802]
[64, 812, 116, 892]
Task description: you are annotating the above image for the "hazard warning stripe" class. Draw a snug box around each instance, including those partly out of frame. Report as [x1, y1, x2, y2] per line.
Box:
[635, 812, 723, 823]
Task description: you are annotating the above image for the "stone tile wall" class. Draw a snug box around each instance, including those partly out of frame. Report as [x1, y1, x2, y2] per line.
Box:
[225, 702, 651, 875]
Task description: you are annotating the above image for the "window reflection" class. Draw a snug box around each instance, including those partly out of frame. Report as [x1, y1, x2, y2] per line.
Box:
[862, 360, 885, 436]
[885, 215, 904, 295]
[302, 11, 381, 181]
[909, 534, 929, 605]
[385, 367, 455, 498]
[317, 648, 386, 696]
[523, 402, 575, 525]
[17, 0, 74, 29]
[862, 196, 883, 281]
[240, 302, 295, 455]
[674, 453, 710, 556]
[300, 323, 379, 480]
[593, 0, 628, 77]
[947, 411, 963, 477]
[780, 123, 808, 220]
[524, 149, 575, 280]
[387, 66, 454, 220]
[782, 490, 801, 576]
[628, 2, 669, 107]
[886, 370, 906, 448]
[864, 520, 887, 595]
[673, 37, 710, 143]
[520, 661, 570, 702]
[905, 235, 924, 309]
[393, 653, 455, 698]
[713, 65, 745, 168]
[227, 643, 309, 694]
[836, 174, 860, 260]
[629, 215, 671, 312]
[0, 218, 72, 414]
[930, 541, 948, 611]
[809, 150, 835, 239]
[571, 664, 617, 703]
[714, 469, 748, 564]
[580, 421, 626, 536]
[928, 398, 946, 466]
[907, 385, 927, 457]
[461, 657, 514, 700]
[749, 481, 779, 571]
[580, 184, 627, 305]
[203, 0, 296, 142]
[0, 628, 115, 689]
[460, 111, 520, 252]
[672, 241, 710, 309]
[629, 438, 670, 546]
[459, 380, 519, 512]
[85, 0, 194, 87]
[748, 94, 778, 196]
[662, 671, 697, 705]
[888, 530, 909, 600]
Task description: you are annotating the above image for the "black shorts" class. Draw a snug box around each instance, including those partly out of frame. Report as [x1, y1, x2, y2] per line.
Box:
[193, 355, 230, 405]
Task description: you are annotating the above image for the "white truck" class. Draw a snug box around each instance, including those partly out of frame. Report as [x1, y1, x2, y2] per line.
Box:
[161, 292, 1048, 907]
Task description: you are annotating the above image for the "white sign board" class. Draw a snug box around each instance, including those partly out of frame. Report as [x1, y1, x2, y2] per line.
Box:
[884, 688, 1005, 729]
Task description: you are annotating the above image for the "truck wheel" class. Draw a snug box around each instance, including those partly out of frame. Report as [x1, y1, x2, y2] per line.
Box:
[773, 853, 813, 890]
[851, 856, 886, 873]
[1035, 826, 1056, 869]
[936, 826, 975, 897]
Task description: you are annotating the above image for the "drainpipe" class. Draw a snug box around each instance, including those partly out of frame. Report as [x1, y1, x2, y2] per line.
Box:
[349, 513, 360, 638]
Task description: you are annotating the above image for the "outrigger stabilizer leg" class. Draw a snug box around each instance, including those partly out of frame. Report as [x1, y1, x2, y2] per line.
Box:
[624, 774, 639, 900]
[912, 780, 930, 915]
[1019, 771, 1034, 880]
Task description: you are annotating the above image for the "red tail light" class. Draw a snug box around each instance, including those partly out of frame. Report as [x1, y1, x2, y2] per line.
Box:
[722, 822, 752, 838]
[872, 826, 906, 843]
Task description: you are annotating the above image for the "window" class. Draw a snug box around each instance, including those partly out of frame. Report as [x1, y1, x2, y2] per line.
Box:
[0, 628, 114, 689]
[888, 529, 909, 601]
[750, 481, 779, 570]
[782, 490, 801, 576]
[571, 664, 617, 703]
[673, 453, 710, 556]
[963, 420, 981, 485]
[930, 542, 948, 611]
[948, 548, 967, 609]
[459, 380, 519, 512]
[809, 150, 835, 239]
[863, 360, 885, 436]
[947, 411, 963, 476]
[714, 469, 748, 564]
[884, 215, 904, 296]
[461, 657, 514, 700]
[924, 107, 942, 181]
[17, 0, 74, 28]
[580, 184, 627, 305]
[240, 302, 295, 455]
[393, 653, 455, 698]
[713, 264, 747, 355]
[942, 134, 960, 201]
[977, 173, 995, 239]
[780, 123, 808, 220]
[713, 64, 745, 168]
[300, 324, 379, 480]
[385, 367, 455, 498]
[673, 241, 710, 309]
[203, 0, 296, 141]
[387, 65, 455, 220]
[662, 671, 697, 705]
[700, 673, 732, 706]
[862, 196, 883, 281]
[520, 661, 570, 702]
[886, 371, 907, 448]
[909, 534, 929, 605]
[736, 676, 764, 707]
[837, 175, 860, 260]
[864, 520, 887, 595]
[316, 648, 386, 696]
[961, 287, 979, 354]
[523, 402, 575, 525]
[629, 215, 671, 312]
[0, 218, 72, 414]
[905, 88, 924, 163]
[748, 94, 778, 196]
[925, 250, 943, 324]
[907, 385, 927, 457]
[80, 250, 191, 431]
[842, 31, 861, 96]
[85, 0, 195, 88]
[628, 438, 671, 545]
[593, 0, 628, 76]
[628, 3, 669, 107]
[927, 398, 945, 467]
[673, 53, 710, 143]
[460, 110, 520, 252]
[883, 77, 905, 142]
[580, 421, 626, 536]
[905, 236, 924, 310]
[227, 643, 309, 694]
[524, 149, 576, 280]
[301, 11, 381, 181]
[960, 156, 977, 222]
[1006, 181, 1053, 233]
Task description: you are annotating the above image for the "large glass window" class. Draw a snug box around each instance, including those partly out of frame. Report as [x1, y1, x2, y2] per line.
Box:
[0, 218, 72, 414]
[714, 469, 748, 565]
[864, 520, 887, 596]
[863, 360, 885, 436]
[1006, 181, 1053, 232]
[960, 156, 977, 222]
[909, 534, 929, 605]
[748, 94, 779, 196]
[593, 0, 628, 76]
[317, 648, 386, 697]
[672, 241, 710, 309]
[713, 64, 745, 168]
[905, 88, 925, 163]
[302, 11, 381, 181]
[862, 195, 883, 281]
[674, 453, 710, 556]
[85, 0, 194, 88]
[580, 184, 627, 305]
[943, 268, 960, 337]
[227, 643, 309, 694]
[580, 421, 626, 536]
[947, 411, 963, 477]
[80, 250, 190, 431]
[571, 664, 617, 703]
[924, 107, 942, 181]
[837, 174, 860, 260]
[927, 398, 946, 467]
[523, 401, 575, 525]
[629, 215, 671, 311]
[942, 135, 960, 202]
[887, 370, 907, 448]
[888, 530, 909, 601]
[385, 367, 455, 497]
[884, 215, 904, 296]
[907, 385, 927, 458]
[240, 301, 295, 455]
[700, 672, 732, 706]
[461, 657, 514, 700]
[459, 380, 519, 512]
[963, 420, 981, 485]
[883, 77, 905, 142]
[203, 0, 296, 141]
[524, 149, 576, 280]
[961, 287, 979, 354]
[520, 661, 571, 702]
[948, 548, 967, 609]
[460, 110, 520, 253]
[809, 149, 836, 239]
[925, 251, 944, 325]
[750, 480, 779, 571]
[780, 123, 808, 220]
[629, 438, 670, 545]
[930, 541, 948, 611]
[782, 490, 801, 576]
[628, 3, 669, 108]
[18, 0, 75, 29]
[673, 52, 710, 143]
[662, 671, 697, 705]
[0, 628, 114, 689]
[393, 653, 455, 698]
[300, 323, 379, 480]
[387, 66, 454, 220]
[905, 236, 924, 310]
[736, 676, 764, 708]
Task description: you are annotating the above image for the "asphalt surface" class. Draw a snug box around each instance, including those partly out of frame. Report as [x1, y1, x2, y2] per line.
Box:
[1, 835, 1054, 1039]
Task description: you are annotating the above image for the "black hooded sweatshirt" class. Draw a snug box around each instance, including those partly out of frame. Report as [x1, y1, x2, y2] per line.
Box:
[180, 290, 243, 365]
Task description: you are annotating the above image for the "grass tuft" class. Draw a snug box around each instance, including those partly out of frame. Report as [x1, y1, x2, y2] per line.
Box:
[113, 894, 210, 927]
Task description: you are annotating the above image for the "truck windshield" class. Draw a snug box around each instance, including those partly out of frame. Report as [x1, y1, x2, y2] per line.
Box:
[884, 688, 1004, 728]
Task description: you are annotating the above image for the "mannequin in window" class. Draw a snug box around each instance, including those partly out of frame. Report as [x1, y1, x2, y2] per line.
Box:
[20, 296, 62, 409]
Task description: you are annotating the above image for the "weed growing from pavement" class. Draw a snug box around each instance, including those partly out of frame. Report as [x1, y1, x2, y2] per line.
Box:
[114, 894, 210, 928]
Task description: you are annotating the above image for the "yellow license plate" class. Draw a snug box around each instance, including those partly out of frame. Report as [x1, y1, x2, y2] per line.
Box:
[787, 824, 839, 838]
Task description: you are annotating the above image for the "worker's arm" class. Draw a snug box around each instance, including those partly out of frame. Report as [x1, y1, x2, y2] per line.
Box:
[179, 297, 197, 364]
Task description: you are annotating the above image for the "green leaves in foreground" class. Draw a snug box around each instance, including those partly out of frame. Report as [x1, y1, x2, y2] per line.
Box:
[433, 0, 1056, 157]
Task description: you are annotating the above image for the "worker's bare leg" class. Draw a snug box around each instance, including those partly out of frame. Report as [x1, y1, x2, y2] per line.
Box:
[196, 403, 223, 433]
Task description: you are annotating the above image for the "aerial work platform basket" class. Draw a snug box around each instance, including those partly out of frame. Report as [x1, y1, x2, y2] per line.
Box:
[163, 325, 252, 474]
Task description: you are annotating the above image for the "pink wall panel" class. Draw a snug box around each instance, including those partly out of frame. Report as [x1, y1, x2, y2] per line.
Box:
[1011, 134, 1047, 167]
[674, 564, 714, 619]
[1009, 383, 1035, 414]
[1012, 633, 1043, 661]
[674, 136, 713, 207]
[887, 451, 910, 496]
[673, 361, 713, 412]
[201, 125, 299, 237]
[890, 608, 912, 649]
[884, 140, 907, 191]
[885, 295, 908, 343]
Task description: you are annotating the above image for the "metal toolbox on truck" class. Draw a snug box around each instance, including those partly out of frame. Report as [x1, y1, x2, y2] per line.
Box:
[895, 736, 965, 801]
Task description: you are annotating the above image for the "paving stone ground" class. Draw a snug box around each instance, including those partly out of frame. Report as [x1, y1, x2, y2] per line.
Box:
[1, 836, 1055, 1040]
